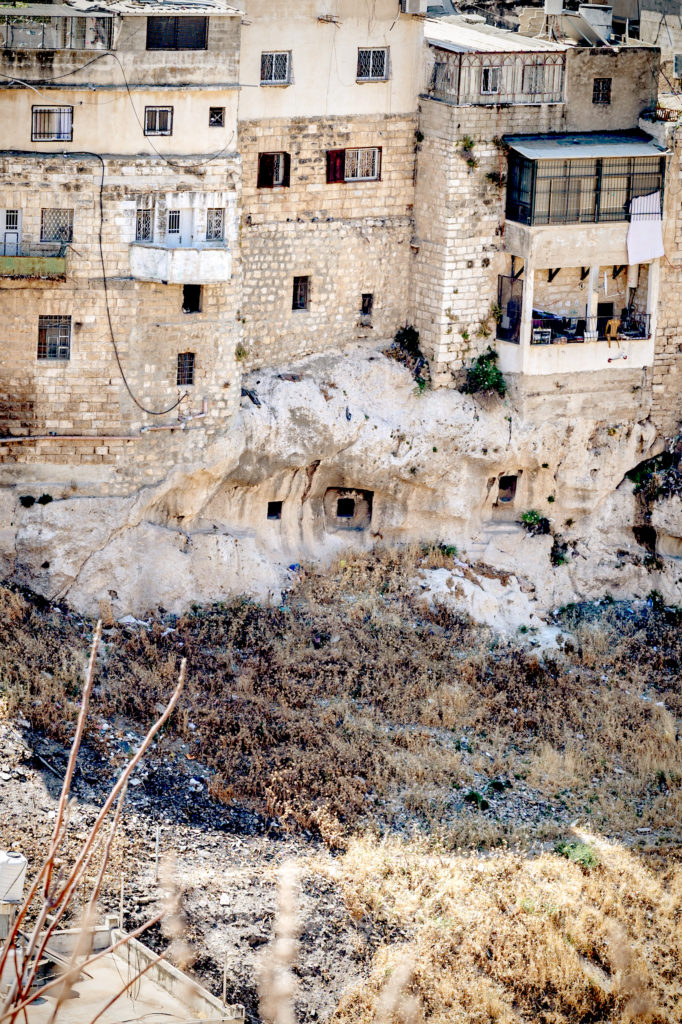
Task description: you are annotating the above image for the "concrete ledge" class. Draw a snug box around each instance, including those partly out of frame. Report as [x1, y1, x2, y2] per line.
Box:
[129, 243, 232, 284]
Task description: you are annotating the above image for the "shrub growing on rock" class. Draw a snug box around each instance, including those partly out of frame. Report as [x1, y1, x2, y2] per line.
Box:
[461, 347, 507, 398]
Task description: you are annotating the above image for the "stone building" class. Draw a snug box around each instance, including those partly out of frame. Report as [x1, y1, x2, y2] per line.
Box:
[0, 0, 243, 478]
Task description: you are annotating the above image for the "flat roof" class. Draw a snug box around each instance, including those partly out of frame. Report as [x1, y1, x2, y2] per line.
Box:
[505, 131, 668, 160]
[64, 0, 243, 15]
[425, 16, 566, 53]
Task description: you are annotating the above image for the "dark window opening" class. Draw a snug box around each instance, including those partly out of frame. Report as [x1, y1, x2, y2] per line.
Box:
[209, 106, 224, 127]
[257, 152, 291, 188]
[144, 106, 173, 136]
[182, 284, 202, 314]
[497, 475, 517, 503]
[146, 16, 207, 50]
[592, 77, 612, 105]
[337, 498, 355, 519]
[267, 500, 283, 521]
[361, 293, 374, 317]
[292, 276, 309, 311]
[177, 351, 195, 386]
[37, 315, 71, 360]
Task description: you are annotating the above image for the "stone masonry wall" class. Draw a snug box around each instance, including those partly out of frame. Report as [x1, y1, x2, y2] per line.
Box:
[0, 153, 242, 473]
[239, 114, 416, 366]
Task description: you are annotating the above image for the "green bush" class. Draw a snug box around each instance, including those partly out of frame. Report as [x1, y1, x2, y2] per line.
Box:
[394, 325, 421, 358]
[555, 841, 600, 872]
[461, 347, 506, 398]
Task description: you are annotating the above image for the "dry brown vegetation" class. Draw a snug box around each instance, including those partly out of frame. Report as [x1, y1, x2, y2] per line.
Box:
[0, 548, 681, 1022]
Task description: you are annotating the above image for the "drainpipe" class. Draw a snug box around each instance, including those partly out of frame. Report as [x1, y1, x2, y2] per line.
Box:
[140, 399, 209, 433]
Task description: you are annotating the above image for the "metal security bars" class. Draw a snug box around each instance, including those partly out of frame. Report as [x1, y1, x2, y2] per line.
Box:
[144, 106, 173, 136]
[429, 51, 565, 106]
[32, 106, 72, 142]
[206, 208, 224, 240]
[176, 352, 195, 386]
[506, 151, 665, 225]
[37, 316, 71, 360]
[41, 208, 73, 243]
[260, 51, 291, 84]
[0, 16, 112, 51]
[357, 48, 388, 80]
[136, 208, 153, 242]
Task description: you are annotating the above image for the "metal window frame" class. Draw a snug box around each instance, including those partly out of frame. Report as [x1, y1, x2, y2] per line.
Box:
[146, 16, 207, 51]
[292, 275, 310, 311]
[5, 209, 18, 231]
[31, 105, 73, 142]
[135, 207, 153, 242]
[206, 207, 224, 241]
[357, 46, 389, 81]
[344, 147, 381, 182]
[176, 351, 195, 386]
[592, 77, 612, 105]
[40, 208, 74, 243]
[167, 209, 180, 234]
[208, 106, 225, 127]
[37, 315, 71, 361]
[144, 105, 173, 136]
[429, 51, 565, 106]
[480, 65, 502, 95]
[0, 15, 112, 52]
[260, 51, 291, 85]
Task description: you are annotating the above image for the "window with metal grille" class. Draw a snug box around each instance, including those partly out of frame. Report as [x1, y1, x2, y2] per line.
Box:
[176, 351, 195, 385]
[144, 106, 173, 136]
[167, 210, 180, 235]
[37, 316, 71, 360]
[357, 47, 388, 80]
[292, 276, 309, 311]
[344, 148, 381, 181]
[592, 77, 611, 104]
[146, 17, 207, 50]
[209, 106, 224, 127]
[260, 51, 291, 84]
[136, 208, 153, 242]
[31, 106, 72, 141]
[481, 66, 502, 94]
[522, 63, 545, 96]
[5, 210, 18, 231]
[40, 209, 73, 243]
[257, 152, 291, 188]
[206, 208, 224, 240]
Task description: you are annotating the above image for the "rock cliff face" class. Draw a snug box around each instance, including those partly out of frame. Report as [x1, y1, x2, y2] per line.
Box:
[2, 347, 681, 620]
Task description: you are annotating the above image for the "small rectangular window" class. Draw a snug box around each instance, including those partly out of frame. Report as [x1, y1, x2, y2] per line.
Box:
[361, 293, 374, 317]
[260, 51, 291, 84]
[326, 148, 381, 184]
[267, 500, 283, 521]
[292, 276, 309, 311]
[40, 209, 73, 243]
[357, 47, 388, 80]
[592, 77, 612, 104]
[208, 106, 224, 127]
[144, 106, 173, 136]
[337, 497, 355, 519]
[182, 285, 201, 314]
[177, 351, 195, 386]
[37, 315, 71, 361]
[481, 66, 502, 94]
[136, 208, 153, 242]
[32, 106, 72, 142]
[167, 210, 180, 235]
[5, 210, 18, 231]
[257, 152, 291, 188]
[206, 208, 224, 240]
[146, 16, 207, 50]
[522, 63, 545, 95]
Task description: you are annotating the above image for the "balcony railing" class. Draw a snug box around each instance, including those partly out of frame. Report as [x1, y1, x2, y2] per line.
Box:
[0, 15, 113, 51]
[0, 247, 66, 280]
[429, 52, 565, 106]
[498, 311, 651, 345]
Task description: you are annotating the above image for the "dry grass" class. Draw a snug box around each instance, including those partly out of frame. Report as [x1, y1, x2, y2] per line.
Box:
[0, 549, 680, 846]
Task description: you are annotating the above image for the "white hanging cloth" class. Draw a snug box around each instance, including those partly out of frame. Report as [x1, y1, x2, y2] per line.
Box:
[627, 191, 664, 265]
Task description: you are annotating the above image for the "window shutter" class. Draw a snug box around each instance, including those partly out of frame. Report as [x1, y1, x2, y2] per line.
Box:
[176, 16, 207, 49]
[326, 149, 346, 184]
[282, 152, 291, 188]
[257, 153, 275, 188]
[146, 17, 175, 49]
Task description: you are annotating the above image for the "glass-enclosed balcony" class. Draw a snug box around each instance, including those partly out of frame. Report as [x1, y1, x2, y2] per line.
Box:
[0, 12, 113, 51]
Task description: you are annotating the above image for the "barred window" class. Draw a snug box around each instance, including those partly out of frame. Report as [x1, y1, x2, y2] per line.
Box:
[167, 210, 180, 235]
[209, 106, 224, 127]
[144, 106, 173, 136]
[37, 316, 71, 360]
[344, 147, 380, 181]
[292, 276, 309, 311]
[136, 208, 153, 242]
[40, 208, 73, 243]
[260, 51, 291, 84]
[357, 47, 387, 80]
[177, 351, 195, 385]
[593, 77, 611, 105]
[32, 106, 72, 142]
[481, 66, 502, 94]
[206, 208, 224, 240]
[5, 210, 18, 231]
